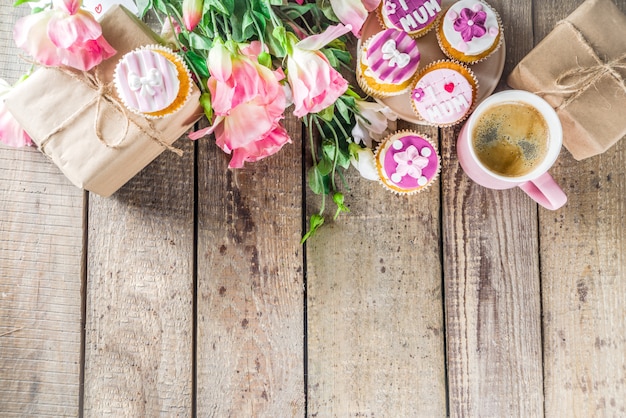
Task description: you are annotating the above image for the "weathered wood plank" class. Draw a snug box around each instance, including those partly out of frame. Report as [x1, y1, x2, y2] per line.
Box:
[82, 141, 195, 416]
[441, 1, 545, 416]
[535, 1, 626, 417]
[196, 115, 305, 416]
[0, 5, 84, 417]
[306, 122, 447, 417]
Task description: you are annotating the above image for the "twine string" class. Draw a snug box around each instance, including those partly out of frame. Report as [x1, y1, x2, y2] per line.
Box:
[39, 67, 183, 156]
[535, 20, 626, 110]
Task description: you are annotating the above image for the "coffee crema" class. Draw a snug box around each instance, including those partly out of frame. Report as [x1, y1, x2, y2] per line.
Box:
[471, 101, 550, 177]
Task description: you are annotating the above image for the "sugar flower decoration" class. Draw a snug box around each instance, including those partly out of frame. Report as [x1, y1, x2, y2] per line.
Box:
[412, 87, 425, 102]
[384, 1, 397, 15]
[453, 7, 487, 42]
[392, 144, 430, 184]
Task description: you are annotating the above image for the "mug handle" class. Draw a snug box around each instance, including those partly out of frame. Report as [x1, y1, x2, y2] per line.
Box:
[518, 172, 567, 210]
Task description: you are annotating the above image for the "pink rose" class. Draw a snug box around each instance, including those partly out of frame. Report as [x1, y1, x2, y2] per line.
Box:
[13, 0, 116, 71]
[189, 40, 291, 168]
[287, 24, 351, 117]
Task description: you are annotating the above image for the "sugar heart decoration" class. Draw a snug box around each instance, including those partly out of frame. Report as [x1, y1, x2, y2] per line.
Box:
[95, 4, 103, 13]
[444, 83, 455, 93]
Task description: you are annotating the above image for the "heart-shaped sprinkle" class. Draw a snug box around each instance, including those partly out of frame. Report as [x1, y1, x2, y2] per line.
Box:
[444, 83, 455, 93]
[95, 4, 103, 13]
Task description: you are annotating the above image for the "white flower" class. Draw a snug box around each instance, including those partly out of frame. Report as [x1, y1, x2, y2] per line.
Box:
[351, 99, 397, 148]
[350, 147, 379, 181]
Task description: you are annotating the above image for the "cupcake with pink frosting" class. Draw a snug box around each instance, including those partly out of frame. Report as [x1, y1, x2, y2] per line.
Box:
[357, 28, 421, 98]
[114, 45, 192, 119]
[410, 60, 478, 126]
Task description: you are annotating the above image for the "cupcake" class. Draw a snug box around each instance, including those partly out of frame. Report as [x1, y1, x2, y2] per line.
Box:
[378, 0, 443, 38]
[375, 130, 440, 194]
[410, 60, 477, 126]
[114, 45, 192, 119]
[436, 0, 502, 64]
[357, 28, 421, 98]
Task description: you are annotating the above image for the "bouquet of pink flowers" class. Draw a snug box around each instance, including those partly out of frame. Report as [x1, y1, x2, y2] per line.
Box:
[1, 0, 397, 241]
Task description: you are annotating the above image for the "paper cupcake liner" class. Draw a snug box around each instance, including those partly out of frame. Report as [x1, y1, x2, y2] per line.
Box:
[375, 3, 442, 39]
[114, 45, 193, 120]
[374, 129, 441, 195]
[409, 59, 479, 128]
[435, 0, 504, 65]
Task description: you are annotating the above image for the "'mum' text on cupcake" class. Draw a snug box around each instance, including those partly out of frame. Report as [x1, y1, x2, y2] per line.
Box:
[396, 0, 442, 32]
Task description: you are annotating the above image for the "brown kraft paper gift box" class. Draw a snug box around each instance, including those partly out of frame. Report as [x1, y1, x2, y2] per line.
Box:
[507, 0, 626, 160]
[5, 5, 203, 197]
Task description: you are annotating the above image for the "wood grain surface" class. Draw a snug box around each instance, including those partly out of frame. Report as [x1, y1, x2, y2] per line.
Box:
[535, 2, 626, 417]
[82, 139, 195, 416]
[196, 113, 305, 417]
[441, 1, 545, 416]
[0, 6, 84, 417]
[306, 123, 447, 417]
[1, 1, 626, 417]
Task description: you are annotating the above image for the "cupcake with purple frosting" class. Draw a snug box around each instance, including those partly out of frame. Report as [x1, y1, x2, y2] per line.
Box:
[375, 130, 440, 194]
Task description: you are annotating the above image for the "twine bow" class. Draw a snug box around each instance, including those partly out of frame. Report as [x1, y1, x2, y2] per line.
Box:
[536, 20, 626, 110]
[381, 40, 410, 68]
[38, 67, 183, 157]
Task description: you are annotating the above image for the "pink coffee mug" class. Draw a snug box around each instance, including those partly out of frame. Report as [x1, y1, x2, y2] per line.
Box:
[457, 90, 567, 210]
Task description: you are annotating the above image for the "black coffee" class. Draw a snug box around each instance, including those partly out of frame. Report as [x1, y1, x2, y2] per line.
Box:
[472, 101, 549, 177]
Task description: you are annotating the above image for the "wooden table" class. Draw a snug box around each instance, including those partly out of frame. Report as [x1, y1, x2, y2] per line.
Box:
[1, 1, 625, 417]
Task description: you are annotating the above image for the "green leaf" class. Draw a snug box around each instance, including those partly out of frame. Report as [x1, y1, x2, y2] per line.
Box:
[316, 157, 333, 177]
[205, 0, 230, 15]
[135, 0, 151, 17]
[322, 141, 351, 170]
[250, 0, 272, 19]
[188, 32, 213, 50]
[152, 0, 168, 15]
[335, 97, 351, 124]
[13, 0, 40, 6]
[269, 25, 288, 57]
[308, 166, 325, 195]
[301, 214, 325, 244]
[317, 104, 335, 122]
[185, 50, 209, 79]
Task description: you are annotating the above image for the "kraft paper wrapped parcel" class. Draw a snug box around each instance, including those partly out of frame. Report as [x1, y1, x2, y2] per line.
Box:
[5, 5, 203, 197]
[507, 0, 626, 160]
